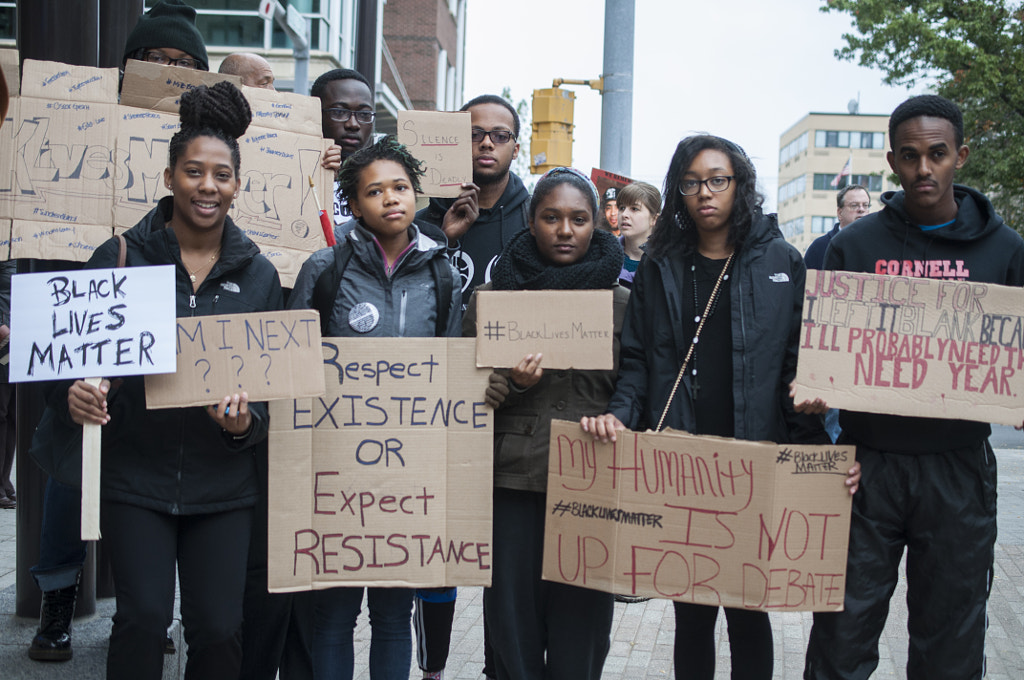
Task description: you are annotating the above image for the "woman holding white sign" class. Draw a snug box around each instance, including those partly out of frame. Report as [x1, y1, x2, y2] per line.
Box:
[59, 82, 283, 680]
[581, 135, 860, 680]
[462, 167, 628, 680]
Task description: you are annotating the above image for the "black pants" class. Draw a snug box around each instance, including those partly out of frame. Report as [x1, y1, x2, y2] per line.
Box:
[484, 487, 613, 680]
[240, 446, 314, 680]
[804, 440, 997, 680]
[673, 602, 772, 679]
[102, 501, 251, 680]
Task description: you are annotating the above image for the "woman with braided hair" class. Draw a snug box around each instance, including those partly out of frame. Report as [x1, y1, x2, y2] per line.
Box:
[61, 81, 283, 680]
[461, 167, 627, 679]
[582, 135, 860, 680]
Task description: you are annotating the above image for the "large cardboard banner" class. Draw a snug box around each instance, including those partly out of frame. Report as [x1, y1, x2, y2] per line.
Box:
[145, 310, 325, 408]
[474, 290, 614, 369]
[268, 337, 493, 592]
[9, 265, 176, 382]
[794, 270, 1024, 426]
[2, 60, 334, 287]
[543, 421, 854, 612]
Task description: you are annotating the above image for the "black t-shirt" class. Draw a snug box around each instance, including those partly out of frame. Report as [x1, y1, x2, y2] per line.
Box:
[682, 252, 734, 437]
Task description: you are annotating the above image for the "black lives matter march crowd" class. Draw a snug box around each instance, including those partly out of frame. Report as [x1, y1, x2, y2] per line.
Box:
[3, 2, 1022, 680]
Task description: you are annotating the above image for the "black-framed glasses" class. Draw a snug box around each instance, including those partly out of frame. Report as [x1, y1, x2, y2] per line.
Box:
[679, 175, 734, 196]
[470, 128, 516, 144]
[143, 50, 200, 70]
[323, 108, 376, 124]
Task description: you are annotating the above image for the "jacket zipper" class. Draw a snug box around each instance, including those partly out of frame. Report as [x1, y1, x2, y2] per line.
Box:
[399, 289, 407, 336]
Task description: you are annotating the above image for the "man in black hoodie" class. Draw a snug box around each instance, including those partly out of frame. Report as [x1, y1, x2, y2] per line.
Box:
[417, 94, 530, 310]
[804, 95, 1024, 680]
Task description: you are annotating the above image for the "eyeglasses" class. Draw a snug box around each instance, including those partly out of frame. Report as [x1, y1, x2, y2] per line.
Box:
[143, 50, 200, 70]
[679, 175, 734, 196]
[323, 108, 376, 124]
[843, 202, 870, 210]
[470, 128, 516, 144]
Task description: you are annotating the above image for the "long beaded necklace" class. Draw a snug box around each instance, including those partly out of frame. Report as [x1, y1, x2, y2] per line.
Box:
[655, 250, 734, 431]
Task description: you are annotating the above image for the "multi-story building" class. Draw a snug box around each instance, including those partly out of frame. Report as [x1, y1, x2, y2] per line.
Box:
[777, 111, 898, 254]
[0, 1, 466, 132]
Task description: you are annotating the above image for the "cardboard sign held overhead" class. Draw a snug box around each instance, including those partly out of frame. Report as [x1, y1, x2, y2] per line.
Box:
[268, 337, 493, 592]
[543, 420, 855, 611]
[794, 270, 1024, 427]
[145, 310, 325, 408]
[120, 59, 242, 113]
[397, 111, 472, 198]
[474, 290, 614, 370]
[9, 265, 176, 382]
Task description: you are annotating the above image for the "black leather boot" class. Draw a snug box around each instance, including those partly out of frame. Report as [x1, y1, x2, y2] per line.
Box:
[28, 582, 78, 661]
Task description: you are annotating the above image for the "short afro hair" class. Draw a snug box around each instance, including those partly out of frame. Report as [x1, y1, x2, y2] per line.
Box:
[311, 68, 373, 100]
[460, 94, 520, 139]
[889, 95, 964, 149]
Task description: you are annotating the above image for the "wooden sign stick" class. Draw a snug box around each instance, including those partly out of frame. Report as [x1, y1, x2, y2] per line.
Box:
[81, 376, 102, 541]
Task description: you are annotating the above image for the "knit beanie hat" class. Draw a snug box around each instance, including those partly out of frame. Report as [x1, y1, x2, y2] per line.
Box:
[122, 0, 209, 71]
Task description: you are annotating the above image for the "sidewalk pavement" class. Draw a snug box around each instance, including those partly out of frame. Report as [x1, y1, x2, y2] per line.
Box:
[2, 444, 1023, 679]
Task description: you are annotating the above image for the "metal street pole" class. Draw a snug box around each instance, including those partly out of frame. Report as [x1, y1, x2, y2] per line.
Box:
[599, 0, 634, 176]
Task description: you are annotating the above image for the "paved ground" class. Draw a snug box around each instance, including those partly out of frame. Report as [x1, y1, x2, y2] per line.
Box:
[2, 437, 1023, 679]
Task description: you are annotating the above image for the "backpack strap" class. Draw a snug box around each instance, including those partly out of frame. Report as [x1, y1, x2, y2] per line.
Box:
[311, 241, 353, 336]
[429, 255, 453, 337]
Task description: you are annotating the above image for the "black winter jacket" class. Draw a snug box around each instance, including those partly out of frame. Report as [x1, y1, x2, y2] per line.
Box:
[608, 210, 826, 444]
[53, 197, 284, 514]
[824, 184, 1024, 453]
[416, 172, 530, 308]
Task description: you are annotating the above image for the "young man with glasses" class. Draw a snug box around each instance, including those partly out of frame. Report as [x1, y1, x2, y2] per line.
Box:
[417, 94, 531, 311]
[803, 183, 871, 270]
[120, 0, 209, 76]
[311, 69, 377, 226]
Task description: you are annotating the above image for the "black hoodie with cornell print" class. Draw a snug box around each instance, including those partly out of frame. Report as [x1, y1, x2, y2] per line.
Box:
[824, 184, 1024, 453]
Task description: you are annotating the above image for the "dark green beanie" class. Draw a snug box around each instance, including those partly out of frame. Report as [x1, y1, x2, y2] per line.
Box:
[122, 0, 209, 71]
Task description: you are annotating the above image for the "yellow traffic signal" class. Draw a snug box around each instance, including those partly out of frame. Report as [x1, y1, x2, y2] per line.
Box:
[530, 87, 575, 173]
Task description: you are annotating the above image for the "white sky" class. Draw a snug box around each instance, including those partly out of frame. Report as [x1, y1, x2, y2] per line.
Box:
[462, 1, 931, 211]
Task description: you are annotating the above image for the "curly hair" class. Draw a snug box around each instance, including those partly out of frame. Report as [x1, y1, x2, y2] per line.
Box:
[335, 135, 426, 205]
[646, 135, 763, 259]
[168, 81, 251, 174]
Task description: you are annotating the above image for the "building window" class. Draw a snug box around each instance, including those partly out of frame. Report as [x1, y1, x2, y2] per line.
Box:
[0, 2, 14, 41]
[815, 129, 885, 149]
[813, 173, 882, 192]
[811, 216, 834, 234]
[778, 175, 806, 204]
[780, 217, 804, 239]
[779, 131, 808, 164]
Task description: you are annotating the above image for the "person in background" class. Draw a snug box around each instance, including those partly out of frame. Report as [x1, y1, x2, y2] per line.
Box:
[412, 93, 530, 679]
[467, 167, 626, 679]
[615, 181, 660, 289]
[219, 52, 275, 90]
[67, 81, 281, 680]
[599, 187, 620, 236]
[29, 0, 211, 662]
[288, 136, 461, 680]
[803, 183, 871, 270]
[582, 135, 859, 680]
[804, 94, 1024, 680]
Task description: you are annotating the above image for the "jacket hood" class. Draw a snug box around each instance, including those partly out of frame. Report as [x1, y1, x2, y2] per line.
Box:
[879, 184, 1005, 243]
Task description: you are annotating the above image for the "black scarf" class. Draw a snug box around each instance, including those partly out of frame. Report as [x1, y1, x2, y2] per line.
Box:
[490, 228, 623, 291]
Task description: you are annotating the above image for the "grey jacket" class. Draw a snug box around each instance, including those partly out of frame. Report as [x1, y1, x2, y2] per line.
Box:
[289, 221, 462, 338]
[464, 283, 630, 492]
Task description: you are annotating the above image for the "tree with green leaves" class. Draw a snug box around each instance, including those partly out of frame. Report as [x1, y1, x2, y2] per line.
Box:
[822, 0, 1024, 234]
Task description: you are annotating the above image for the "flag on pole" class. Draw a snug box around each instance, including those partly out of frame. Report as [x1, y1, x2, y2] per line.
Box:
[830, 155, 853, 187]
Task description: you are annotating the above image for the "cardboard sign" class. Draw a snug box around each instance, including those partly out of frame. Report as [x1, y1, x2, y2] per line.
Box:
[120, 59, 242, 113]
[794, 270, 1024, 427]
[3, 60, 334, 286]
[267, 337, 493, 592]
[590, 167, 634, 200]
[145, 310, 326, 408]
[474, 290, 614, 369]
[543, 420, 855, 611]
[397, 111, 472, 198]
[9, 265, 176, 382]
